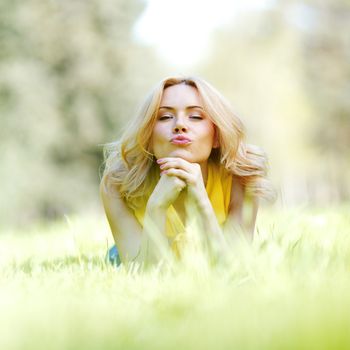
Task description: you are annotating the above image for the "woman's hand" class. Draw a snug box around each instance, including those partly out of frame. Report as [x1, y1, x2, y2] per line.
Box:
[157, 157, 227, 254]
[156, 157, 208, 204]
[147, 166, 187, 210]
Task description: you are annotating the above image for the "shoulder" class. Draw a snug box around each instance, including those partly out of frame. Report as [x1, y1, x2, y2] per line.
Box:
[99, 175, 125, 215]
[100, 174, 120, 197]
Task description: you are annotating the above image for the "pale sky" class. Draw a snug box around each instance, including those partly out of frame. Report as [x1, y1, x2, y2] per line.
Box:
[134, 0, 275, 67]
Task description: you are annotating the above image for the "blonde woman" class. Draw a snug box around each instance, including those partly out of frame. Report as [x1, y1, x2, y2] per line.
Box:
[100, 76, 272, 266]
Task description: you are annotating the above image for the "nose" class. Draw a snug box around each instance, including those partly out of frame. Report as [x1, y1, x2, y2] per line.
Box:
[173, 115, 188, 133]
[173, 125, 187, 133]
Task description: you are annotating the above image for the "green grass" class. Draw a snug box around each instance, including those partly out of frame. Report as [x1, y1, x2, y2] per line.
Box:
[1, 204, 350, 350]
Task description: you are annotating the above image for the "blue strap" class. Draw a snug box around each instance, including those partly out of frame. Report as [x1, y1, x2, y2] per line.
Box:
[106, 245, 121, 266]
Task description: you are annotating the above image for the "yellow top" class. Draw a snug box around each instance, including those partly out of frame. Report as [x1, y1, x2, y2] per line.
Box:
[133, 160, 232, 255]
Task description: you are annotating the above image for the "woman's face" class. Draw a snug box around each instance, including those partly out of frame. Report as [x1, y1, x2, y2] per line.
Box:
[150, 83, 218, 165]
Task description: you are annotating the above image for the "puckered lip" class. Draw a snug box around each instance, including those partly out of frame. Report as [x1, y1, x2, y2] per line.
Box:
[170, 135, 192, 142]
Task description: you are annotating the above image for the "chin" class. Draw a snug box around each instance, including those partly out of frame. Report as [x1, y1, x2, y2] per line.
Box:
[166, 150, 191, 160]
[167, 151, 206, 164]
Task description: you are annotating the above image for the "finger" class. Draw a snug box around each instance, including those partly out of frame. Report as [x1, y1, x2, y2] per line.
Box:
[161, 173, 186, 189]
[161, 168, 195, 183]
[159, 159, 194, 172]
[159, 161, 185, 171]
[173, 177, 187, 188]
[157, 157, 191, 166]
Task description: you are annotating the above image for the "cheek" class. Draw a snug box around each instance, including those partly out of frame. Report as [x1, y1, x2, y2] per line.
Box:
[152, 124, 168, 141]
[200, 123, 215, 143]
[150, 124, 168, 152]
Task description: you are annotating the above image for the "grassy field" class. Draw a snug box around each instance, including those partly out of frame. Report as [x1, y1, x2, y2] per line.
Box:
[1, 204, 350, 350]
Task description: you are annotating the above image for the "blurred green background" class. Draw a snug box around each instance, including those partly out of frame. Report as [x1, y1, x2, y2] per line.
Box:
[1, 0, 349, 230]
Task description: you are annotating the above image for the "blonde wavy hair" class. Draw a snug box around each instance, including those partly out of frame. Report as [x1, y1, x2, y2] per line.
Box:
[101, 76, 274, 209]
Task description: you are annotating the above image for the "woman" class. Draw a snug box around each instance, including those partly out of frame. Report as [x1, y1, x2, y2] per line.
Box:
[100, 76, 272, 266]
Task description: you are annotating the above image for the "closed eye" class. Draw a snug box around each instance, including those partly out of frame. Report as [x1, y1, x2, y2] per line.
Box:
[159, 115, 173, 120]
[190, 115, 203, 120]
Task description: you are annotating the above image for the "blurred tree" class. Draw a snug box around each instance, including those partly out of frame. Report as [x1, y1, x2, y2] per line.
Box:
[285, 0, 350, 201]
[198, 0, 350, 204]
[198, 8, 314, 204]
[0, 0, 167, 228]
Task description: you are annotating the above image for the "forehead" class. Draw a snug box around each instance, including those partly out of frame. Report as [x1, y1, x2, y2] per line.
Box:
[160, 84, 202, 108]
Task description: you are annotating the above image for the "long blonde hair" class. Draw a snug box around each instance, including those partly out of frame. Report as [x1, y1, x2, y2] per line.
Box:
[101, 76, 273, 209]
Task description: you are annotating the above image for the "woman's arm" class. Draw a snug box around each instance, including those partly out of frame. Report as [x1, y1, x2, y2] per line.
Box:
[100, 177, 169, 264]
[223, 176, 259, 240]
[100, 173, 186, 265]
[186, 189, 228, 254]
[158, 158, 227, 253]
[100, 177, 143, 262]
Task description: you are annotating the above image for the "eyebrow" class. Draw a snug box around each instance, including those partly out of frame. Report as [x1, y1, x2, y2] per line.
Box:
[159, 105, 204, 110]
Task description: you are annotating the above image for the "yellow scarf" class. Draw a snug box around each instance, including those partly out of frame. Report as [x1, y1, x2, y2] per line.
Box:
[133, 160, 232, 254]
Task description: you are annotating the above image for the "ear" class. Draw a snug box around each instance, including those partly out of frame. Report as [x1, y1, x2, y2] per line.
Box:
[213, 126, 220, 149]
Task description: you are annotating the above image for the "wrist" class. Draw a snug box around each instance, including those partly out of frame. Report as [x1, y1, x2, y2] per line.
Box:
[188, 184, 208, 205]
[146, 197, 168, 213]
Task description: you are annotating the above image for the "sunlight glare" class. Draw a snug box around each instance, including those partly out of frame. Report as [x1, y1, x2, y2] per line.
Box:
[134, 0, 275, 66]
